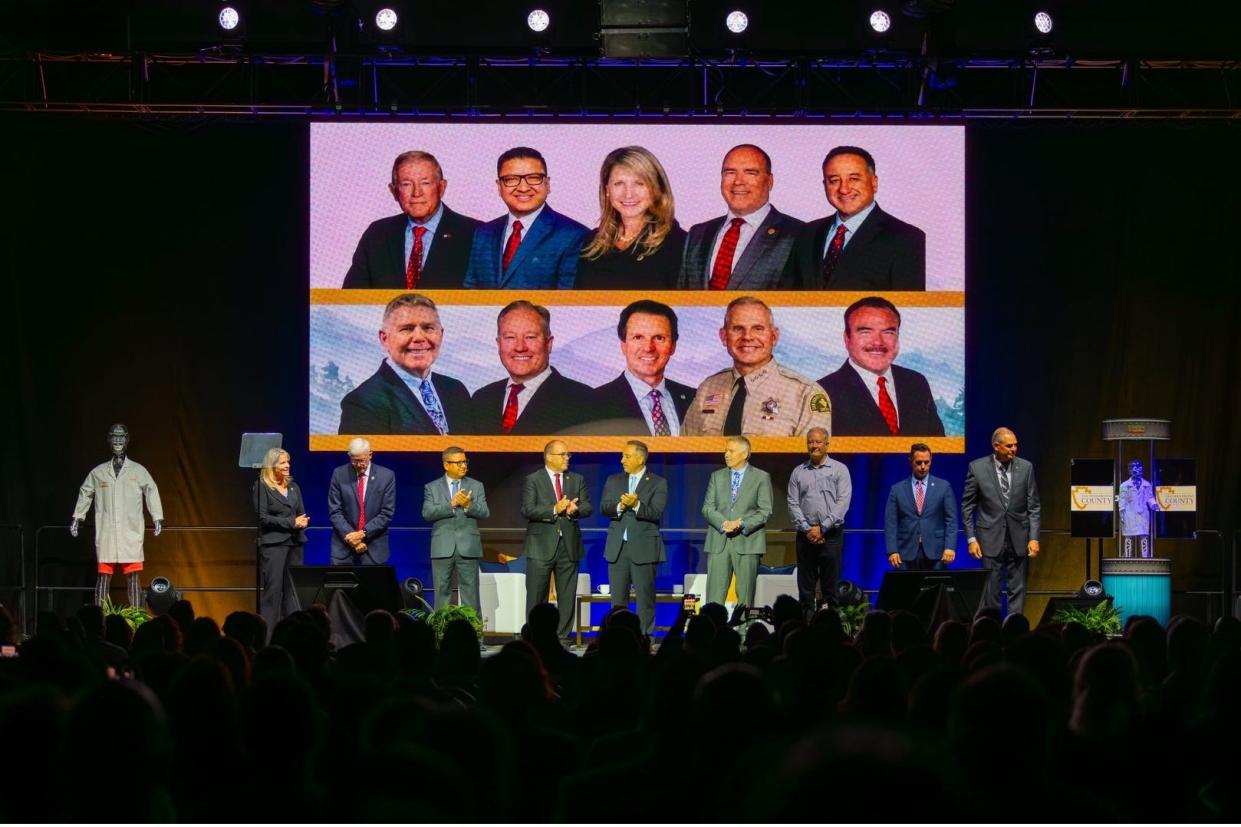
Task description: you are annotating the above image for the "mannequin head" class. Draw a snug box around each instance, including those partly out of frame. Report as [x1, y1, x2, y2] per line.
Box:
[108, 424, 130, 458]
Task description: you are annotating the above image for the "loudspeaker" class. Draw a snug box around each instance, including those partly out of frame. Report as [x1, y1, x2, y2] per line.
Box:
[1037, 595, 1113, 628]
[288, 566, 403, 615]
[876, 570, 989, 624]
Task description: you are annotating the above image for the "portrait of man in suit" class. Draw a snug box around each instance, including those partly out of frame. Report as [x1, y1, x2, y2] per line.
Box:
[463, 146, 590, 290]
[586, 300, 694, 435]
[961, 427, 1041, 616]
[676, 143, 804, 290]
[471, 300, 593, 435]
[884, 443, 958, 571]
[326, 438, 397, 565]
[422, 446, 490, 615]
[520, 440, 594, 641]
[600, 440, 668, 638]
[784, 145, 926, 290]
[338, 293, 474, 435]
[341, 150, 480, 289]
[701, 435, 773, 609]
[817, 296, 945, 437]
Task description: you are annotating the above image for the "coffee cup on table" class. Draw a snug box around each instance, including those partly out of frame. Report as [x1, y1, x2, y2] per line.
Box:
[598, 584, 611, 595]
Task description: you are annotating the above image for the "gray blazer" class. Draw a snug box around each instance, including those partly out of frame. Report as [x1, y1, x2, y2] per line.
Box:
[601, 470, 668, 565]
[702, 465, 773, 557]
[676, 206, 804, 290]
[961, 455, 1041, 558]
[422, 475, 490, 559]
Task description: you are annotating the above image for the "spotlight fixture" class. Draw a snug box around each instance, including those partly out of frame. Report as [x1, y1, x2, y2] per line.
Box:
[1033, 10, 1054, 34]
[374, 7, 398, 31]
[527, 8, 550, 33]
[725, 10, 749, 34]
[1078, 580, 1106, 599]
[218, 5, 241, 31]
[835, 580, 866, 607]
[402, 576, 432, 614]
[146, 576, 181, 615]
[869, 9, 892, 33]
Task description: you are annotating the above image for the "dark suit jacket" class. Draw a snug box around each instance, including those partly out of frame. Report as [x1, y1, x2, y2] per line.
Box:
[520, 469, 594, 562]
[255, 480, 307, 547]
[676, 206, 804, 290]
[463, 205, 590, 289]
[341, 205, 481, 289]
[339, 361, 474, 435]
[601, 470, 668, 565]
[584, 373, 694, 435]
[817, 361, 945, 436]
[884, 474, 958, 561]
[784, 204, 926, 290]
[961, 456, 1041, 558]
[327, 462, 397, 563]
[471, 368, 594, 435]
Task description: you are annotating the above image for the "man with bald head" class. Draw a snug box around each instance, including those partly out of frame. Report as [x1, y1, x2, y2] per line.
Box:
[327, 437, 397, 565]
[677, 144, 804, 290]
[961, 427, 1041, 616]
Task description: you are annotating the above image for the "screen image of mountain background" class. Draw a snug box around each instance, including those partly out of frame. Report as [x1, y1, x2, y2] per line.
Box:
[309, 305, 965, 437]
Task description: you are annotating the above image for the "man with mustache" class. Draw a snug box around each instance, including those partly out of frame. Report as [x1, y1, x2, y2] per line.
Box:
[817, 296, 944, 437]
[338, 293, 474, 435]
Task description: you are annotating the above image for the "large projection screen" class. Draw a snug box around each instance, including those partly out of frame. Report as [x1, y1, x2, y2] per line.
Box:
[310, 122, 964, 453]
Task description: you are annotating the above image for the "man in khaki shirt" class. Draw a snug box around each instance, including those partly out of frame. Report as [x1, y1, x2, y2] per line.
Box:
[683, 297, 832, 437]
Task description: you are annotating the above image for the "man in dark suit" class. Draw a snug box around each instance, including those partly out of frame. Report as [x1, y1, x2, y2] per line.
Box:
[471, 300, 593, 435]
[784, 145, 925, 290]
[327, 438, 397, 565]
[884, 443, 958, 571]
[422, 446, 490, 615]
[587, 300, 694, 435]
[961, 427, 1041, 616]
[702, 435, 773, 609]
[600, 440, 668, 637]
[521, 440, 594, 641]
[677, 144, 804, 290]
[463, 147, 590, 289]
[817, 296, 944, 437]
[342, 150, 480, 289]
[339, 293, 474, 435]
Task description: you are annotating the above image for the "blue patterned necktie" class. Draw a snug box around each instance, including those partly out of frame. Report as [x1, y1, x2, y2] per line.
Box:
[450, 479, 460, 498]
[730, 470, 742, 504]
[420, 377, 449, 434]
[999, 463, 1011, 508]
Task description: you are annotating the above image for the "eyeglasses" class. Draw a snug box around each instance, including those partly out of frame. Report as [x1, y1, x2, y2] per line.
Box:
[547, 451, 572, 458]
[498, 173, 547, 188]
[444, 459, 469, 465]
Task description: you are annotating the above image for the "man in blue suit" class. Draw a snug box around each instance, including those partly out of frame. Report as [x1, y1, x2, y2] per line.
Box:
[884, 443, 958, 571]
[327, 438, 397, 565]
[463, 147, 590, 289]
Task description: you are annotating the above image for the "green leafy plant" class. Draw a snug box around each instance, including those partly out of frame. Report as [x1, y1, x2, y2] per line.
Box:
[404, 604, 484, 643]
[1052, 599, 1122, 636]
[837, 603, 869, 639]
[100, 596, 151, 631]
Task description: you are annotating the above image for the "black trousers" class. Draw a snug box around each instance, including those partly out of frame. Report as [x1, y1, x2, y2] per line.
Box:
[526, 537, 579, 640]
[796, 526, 844, 612]
[902, 545, 946, 571]
[981, 540, 1027, 617]
[608, 543, 658, 637]
[259, 541, 302, 639]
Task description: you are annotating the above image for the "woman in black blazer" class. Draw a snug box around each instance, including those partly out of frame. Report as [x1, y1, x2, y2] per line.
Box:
[575, 146, 686, 289]
[254, 448, 308, 635]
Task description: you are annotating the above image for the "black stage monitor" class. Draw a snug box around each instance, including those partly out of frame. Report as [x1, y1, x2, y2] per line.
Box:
[876, 570, 988, 624]
[289, 565, 403, 615]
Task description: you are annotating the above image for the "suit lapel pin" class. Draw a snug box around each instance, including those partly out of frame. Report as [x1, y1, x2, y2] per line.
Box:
[767, 227, 777, 235]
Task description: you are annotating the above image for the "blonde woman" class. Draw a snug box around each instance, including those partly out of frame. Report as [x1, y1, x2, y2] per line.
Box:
[575, 146, 686, 289]
[254, 448, 309, 633]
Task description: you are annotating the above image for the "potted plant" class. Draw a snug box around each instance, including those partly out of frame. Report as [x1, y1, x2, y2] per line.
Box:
[100, 596, 151, 631]
[405, 604, 485, 642]
[1051, 599, 1122, 636]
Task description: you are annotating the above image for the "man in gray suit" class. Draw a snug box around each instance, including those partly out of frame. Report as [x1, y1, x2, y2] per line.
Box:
[677, 144, 804, 290]
[702, 435, 774, 609]
[422, 446, 490, 614]
[521, 440, 594, 640]
[961, 427, 1041, 617]
[601, 440, 668, 637]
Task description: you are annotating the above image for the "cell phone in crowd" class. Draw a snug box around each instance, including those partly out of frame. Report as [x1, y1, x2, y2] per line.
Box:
[681, 594, 699, 613]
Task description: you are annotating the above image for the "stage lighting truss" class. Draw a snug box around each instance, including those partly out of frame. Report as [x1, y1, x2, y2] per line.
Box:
[527, 8, 551, 33]
[725, 10, 749, 34]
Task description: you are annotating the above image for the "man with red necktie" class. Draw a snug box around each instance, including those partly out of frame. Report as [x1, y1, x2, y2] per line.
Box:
[884, 443, 958, 571]
[327, 438, 397, 565]
[816, 296, 945, 437]
[676, 144, 804, 290]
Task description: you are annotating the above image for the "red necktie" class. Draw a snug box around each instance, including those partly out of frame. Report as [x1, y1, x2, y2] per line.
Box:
[554, 473, 563, 501]
[502, 220, 523, 271]
[915, 479, 925, 514]
[822, 223, 847, 285]
[877, 376, 899, 435]
[709, 217, 745, 289]
[501, 383, 525, 432]
[356, 471, 367, 531]
[405, 225, 427, 289]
